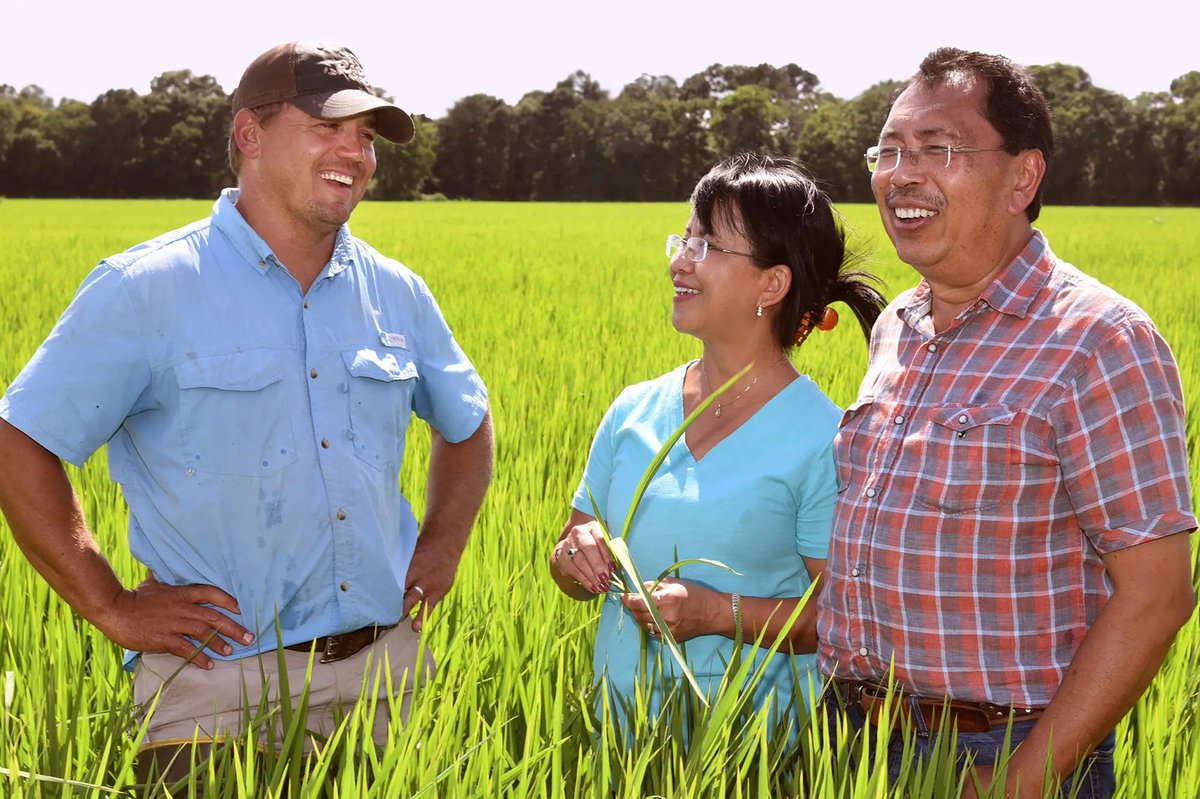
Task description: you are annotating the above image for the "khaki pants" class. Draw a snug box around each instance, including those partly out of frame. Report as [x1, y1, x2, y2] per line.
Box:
[133, 624, 433, 756]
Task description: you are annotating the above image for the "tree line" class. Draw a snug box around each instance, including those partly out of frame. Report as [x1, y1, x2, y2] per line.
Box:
[2, 63, 1198, 205]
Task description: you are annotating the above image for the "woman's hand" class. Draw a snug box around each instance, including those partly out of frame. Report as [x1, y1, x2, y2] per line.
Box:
[619, 557, 827, 648]
[621, 577, 722, 642]
[550, 509, 617, 599]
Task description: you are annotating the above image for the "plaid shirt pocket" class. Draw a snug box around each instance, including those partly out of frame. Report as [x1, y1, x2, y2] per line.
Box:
[834, 398, 877, 494]
[914, 405, 1016, 515]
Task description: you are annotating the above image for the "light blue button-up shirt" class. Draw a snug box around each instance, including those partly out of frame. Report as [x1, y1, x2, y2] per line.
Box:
[0, 189, 488, 660]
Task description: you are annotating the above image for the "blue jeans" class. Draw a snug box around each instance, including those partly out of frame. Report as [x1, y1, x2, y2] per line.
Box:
[825, 694, 1117, 798]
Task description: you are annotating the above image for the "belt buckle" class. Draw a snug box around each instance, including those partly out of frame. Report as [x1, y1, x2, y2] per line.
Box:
[318, 624, 393, 664]
[320, 632, 346, 664]
[837, 680, 900, 728]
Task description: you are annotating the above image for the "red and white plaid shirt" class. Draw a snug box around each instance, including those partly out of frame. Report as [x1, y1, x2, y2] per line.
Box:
[817, 230, 1196, 707]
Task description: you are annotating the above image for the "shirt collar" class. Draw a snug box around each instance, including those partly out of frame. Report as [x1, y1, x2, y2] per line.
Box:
[327, 225, 354, 277]
[900, 229, 1053, 325]
[211, 187, 356, 278]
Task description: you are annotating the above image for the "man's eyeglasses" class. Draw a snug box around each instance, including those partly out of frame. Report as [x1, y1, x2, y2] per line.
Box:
[666, 234, 759, 262]
[865, 144, 1008, 173]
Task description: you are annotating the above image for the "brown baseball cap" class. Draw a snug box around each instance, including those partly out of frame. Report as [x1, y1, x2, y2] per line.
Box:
[232, 41, 414, 144]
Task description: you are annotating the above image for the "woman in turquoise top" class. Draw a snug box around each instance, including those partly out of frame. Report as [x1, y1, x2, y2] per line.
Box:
[549, 153, 884, 738]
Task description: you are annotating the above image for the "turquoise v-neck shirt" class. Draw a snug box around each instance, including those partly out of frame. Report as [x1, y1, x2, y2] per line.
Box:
[572, 361, 841, 735]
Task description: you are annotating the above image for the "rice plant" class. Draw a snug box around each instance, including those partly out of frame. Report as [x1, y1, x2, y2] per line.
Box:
[0, 200, 1196, 797]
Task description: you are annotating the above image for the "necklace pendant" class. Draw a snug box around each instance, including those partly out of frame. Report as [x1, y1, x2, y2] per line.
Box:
[714, 405, 723, 418]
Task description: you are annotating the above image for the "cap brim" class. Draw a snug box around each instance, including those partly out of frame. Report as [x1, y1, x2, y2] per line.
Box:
[290, 89, 415, 144]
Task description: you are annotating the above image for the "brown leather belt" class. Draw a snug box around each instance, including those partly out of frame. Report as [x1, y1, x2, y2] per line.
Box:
[835, 679, 1044, 734]
[285, 624, 396, 664]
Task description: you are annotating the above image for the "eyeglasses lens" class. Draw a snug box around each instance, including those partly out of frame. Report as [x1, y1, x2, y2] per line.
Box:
[866, 147, 900, 173]
[667, 235, 708, 262]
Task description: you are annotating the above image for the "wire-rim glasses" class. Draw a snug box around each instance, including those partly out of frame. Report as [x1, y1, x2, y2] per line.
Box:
[666, 234, 760, 262]
[864, 144, 1008, 173]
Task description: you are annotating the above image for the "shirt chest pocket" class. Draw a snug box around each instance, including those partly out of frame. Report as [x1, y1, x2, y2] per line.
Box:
[343, 347, 419, 472]
[914, 405, 1016, 515]
[174, 352, 298, 477]
[834, 397, 881, 493]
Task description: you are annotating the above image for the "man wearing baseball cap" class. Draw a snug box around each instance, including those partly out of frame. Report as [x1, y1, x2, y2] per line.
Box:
[0, 41, 493, 782]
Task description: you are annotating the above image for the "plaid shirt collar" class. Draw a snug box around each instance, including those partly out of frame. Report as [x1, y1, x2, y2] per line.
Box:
[900, 229, 1053, 328]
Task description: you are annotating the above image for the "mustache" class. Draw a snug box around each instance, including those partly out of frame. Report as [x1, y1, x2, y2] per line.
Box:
[886, 189, 945, 209]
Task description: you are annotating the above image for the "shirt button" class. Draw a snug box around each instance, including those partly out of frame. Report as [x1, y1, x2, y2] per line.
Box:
[958, 414, 969, 424]
[865, 487, 877, 498]
[185, 467, 196, 477]
[321, 438, 330, 449]
[851, 567, 861, 577]
[303, 300, 311, 309]
[339, 581, 350, 592]
[927, 343, 938, 353]
[858, 647, 869, 657]
[258, 260, 266, 268]
[893, 415, 905, 425]
[310, 368, 318, 379]
[336, 509, 347, 521]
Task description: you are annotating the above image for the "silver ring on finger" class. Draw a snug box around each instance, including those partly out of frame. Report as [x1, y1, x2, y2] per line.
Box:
[408, 585, 426, 600]
[647, 622, 659, 637]
[567, 547, 579, 559]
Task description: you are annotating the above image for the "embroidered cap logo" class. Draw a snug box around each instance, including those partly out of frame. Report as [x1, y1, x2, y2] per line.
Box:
[317, 49, 373, 92]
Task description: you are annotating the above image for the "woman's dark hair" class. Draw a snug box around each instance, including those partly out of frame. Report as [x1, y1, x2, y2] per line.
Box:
[690, 152, 886, 349]
[902, 48, 1055, 222]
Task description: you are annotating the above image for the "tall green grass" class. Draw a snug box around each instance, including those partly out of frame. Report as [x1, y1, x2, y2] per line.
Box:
[0, 200, 1196, 797]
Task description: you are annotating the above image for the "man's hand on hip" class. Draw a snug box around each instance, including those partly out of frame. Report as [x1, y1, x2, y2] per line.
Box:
[99, 574, 255, 670]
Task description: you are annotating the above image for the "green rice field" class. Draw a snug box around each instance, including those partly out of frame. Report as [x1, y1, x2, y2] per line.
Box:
[0, 199, 1197, 797]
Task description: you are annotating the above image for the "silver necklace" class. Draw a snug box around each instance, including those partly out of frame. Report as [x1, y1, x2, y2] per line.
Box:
[699, 354, 789, 419]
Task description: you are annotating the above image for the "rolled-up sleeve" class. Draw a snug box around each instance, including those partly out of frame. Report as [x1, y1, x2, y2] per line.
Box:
[409, 278, 488, 443]
[1050, 317, 1196, 553]
[0, 263, 152, 466]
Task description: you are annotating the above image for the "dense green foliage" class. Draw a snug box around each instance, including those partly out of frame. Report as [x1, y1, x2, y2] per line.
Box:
[2, 61, 1199, 203]
[0, 200, 1197, 797]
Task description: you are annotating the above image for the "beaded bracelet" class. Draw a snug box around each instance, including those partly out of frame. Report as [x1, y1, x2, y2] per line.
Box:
[731, 592, 743, 644]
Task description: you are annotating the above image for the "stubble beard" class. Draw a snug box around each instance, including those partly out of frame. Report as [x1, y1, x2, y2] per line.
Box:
[305, 197, 354, 234]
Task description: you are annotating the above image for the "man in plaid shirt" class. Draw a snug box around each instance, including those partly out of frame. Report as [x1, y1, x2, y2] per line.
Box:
[817, 48, 1196, 798]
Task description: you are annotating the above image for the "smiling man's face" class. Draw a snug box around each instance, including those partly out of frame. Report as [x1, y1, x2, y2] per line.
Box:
[253, 104, 378, 236]
[872, 78, 1023, 285]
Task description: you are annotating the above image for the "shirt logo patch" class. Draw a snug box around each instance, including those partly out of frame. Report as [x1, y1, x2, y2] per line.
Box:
[379, 332, 407, 349]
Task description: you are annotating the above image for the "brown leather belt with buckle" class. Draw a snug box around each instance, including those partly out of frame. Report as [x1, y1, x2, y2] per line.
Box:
[284, 623, 396, 664]
[835, 679, 1044, 734]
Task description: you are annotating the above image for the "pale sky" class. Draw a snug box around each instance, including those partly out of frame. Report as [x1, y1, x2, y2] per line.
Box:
[6, 0, 1197, 117]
